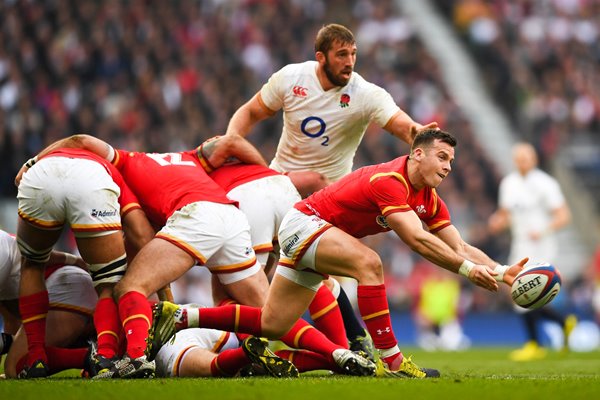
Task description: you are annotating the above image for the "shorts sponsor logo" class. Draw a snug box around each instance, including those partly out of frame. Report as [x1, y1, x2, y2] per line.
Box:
[282, 234, 300, 255]
[91, 209, 118, 218]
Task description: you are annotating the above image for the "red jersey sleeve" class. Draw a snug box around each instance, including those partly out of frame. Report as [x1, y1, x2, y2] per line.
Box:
[424, 195, 451, 233]
[369, 173, 412, 217]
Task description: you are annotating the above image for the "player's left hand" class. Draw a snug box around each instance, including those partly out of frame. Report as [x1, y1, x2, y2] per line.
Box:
[502, 257, 529, 286]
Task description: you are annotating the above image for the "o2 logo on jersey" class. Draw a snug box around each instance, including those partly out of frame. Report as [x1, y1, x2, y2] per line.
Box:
[301, 116, 329, 146]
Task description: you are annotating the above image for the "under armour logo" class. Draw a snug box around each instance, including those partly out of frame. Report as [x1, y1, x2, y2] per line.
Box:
[292, 85, 308, 97]
[376, 327, 391, 335]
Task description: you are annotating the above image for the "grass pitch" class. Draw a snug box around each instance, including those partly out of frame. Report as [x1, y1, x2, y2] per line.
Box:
[1, 348, 599, 400]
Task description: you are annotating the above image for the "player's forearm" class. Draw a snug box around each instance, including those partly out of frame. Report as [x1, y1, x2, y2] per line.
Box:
[208, 135, 267, 167]
[406, 233, 464, 274]
[384, 112, 414, 144]
[455, 243, 496, 268]
[226, 93, 274, 137]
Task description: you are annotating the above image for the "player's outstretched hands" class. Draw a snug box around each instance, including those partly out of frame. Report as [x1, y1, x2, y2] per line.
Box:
[502, 257, 529, 286]
[468, 264, 499, 292]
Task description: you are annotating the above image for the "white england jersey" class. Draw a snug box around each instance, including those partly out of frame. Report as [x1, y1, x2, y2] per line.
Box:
[262, 61, 399, 182]
[0, 230, 21, 301]
[498, 169, 565, 264]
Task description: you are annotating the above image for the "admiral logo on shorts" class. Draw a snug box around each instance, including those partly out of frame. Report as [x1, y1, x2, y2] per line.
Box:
[375, 215, 389, 229]
[90, 209, 118, 218]
[282, 234, 300, 255]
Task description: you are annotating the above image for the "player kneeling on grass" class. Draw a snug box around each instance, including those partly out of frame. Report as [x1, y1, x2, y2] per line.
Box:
[148, 129, 528, 379]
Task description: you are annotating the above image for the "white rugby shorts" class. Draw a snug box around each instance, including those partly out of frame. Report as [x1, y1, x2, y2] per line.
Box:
[17, 157, 122, 237]
[156, 201, 260, 285]
[155, 328, 239, 377]
[47, 266, 97, 317]
[275, 208, 332, 291]
[227, 175, 300, 259]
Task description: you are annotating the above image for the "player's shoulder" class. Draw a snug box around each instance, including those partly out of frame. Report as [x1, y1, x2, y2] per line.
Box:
[277, 60, 317, 77]
[348, 70, 383, 90]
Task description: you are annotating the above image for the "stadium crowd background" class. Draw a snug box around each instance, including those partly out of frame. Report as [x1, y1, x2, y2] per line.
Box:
[0, 0, 598, 344]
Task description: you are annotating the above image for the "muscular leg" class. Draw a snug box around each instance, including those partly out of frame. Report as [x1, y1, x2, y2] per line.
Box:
[115, 238, 196, 359]
[76, 232, 128, 360]
[312, 228, 401, 364]
[219, 270, 269, 307]
[16, 219, 62, 371]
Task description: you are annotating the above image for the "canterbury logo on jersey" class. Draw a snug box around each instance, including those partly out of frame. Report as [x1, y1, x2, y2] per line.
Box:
[292, 86, 308, 97]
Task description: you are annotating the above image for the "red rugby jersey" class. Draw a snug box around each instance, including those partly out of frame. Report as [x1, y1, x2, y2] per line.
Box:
[209, 163, 280, 192]
[295, 155, 451, 238]
[112, 149, 235, 226]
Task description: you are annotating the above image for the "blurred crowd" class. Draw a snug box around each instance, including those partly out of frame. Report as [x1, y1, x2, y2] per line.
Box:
[434, 0, 600, 323]
[436, 0, 600, 196]
[0, 0, 596, 336]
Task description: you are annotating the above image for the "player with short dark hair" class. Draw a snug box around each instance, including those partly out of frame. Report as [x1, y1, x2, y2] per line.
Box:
[225, 22, 439, 358]
[43, 134, 372, 378]
[150, 129, 527, 378]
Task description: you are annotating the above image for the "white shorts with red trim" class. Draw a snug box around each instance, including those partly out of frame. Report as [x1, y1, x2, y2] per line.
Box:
[275, 208, 332, 291]
[155, 327, 239, 377]
[17, 157, 122, 237]
[47, 265, 97, 317]
[156, 201, 260, 285]
[227, 175, 300, 264]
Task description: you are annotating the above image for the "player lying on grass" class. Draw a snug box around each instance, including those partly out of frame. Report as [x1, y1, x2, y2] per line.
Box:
[148, 129, 528, 379]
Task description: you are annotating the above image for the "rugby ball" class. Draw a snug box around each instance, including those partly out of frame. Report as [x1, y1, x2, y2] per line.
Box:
[511, 263, 561, 310]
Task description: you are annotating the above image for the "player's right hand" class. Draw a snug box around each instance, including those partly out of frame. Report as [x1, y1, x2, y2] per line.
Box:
[502, 257, 529, 286]
[468, 264, 499, 292]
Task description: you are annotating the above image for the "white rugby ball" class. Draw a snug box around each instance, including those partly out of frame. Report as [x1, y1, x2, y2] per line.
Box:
[511, 263, 562, 310]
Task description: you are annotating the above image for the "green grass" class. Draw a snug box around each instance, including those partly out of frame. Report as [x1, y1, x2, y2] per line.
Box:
[2, 348, 599, 400]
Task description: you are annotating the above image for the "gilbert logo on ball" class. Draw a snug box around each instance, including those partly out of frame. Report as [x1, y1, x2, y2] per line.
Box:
[511, 263, 562, 310]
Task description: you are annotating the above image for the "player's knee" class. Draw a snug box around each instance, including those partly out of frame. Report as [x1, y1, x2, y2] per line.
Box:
[355, 251, 384, 284]
[261, 320, 291, 339]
